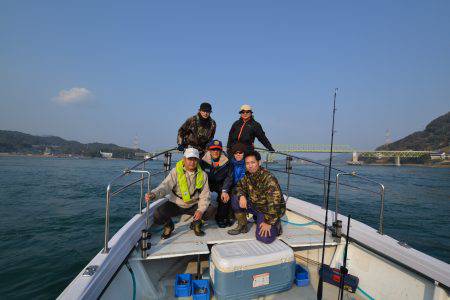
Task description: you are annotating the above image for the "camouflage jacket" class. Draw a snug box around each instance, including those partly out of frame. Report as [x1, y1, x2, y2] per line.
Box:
[236, 167, 286, 225]
[177, 114, 216, 151]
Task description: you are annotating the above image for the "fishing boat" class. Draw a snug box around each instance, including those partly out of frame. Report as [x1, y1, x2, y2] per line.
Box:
[59, 148, 450, 300]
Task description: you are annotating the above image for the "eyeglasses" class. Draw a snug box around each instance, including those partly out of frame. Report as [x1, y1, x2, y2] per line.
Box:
[234, 151, 244, 155]
[240, 110, 252, 114]
[210, 148, 221, 152]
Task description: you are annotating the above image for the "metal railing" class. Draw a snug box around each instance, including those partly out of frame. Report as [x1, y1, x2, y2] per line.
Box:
[335, 172, 385, 234]
[256, 148, 386, 235]
[101, 146, 387, 254]
[102, 147, 177, 254]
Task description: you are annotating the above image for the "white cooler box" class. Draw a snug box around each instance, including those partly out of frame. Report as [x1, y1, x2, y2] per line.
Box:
[210, 239, 295, 299]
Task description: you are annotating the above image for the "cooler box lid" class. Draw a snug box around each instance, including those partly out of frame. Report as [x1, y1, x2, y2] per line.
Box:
[211, 239, 294, 273]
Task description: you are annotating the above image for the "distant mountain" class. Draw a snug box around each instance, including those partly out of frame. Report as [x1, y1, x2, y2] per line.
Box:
[0, 130, 146, 158]
[376, 112, 450, 152]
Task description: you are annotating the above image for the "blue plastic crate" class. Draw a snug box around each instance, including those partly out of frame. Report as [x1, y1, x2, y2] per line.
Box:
[295, 265, 309, 287]
[191, 279, 210, 300]
[175, 273, 192, 297]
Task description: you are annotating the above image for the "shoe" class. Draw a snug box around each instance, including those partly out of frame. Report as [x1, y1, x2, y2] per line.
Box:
[161, 220, 174, 239]
[216, 218, 227, 228]
[225, 218, 235, 227]
[217, 221, 227, 228]
[190, 220, 205, 236]
[227, 213, 249, 235]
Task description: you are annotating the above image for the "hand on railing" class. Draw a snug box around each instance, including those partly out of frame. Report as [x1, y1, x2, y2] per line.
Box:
[145, 192, 156, 203]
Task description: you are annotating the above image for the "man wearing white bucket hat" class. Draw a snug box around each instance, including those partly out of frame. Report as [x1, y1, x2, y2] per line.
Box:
[226, 104, 275, 155]
[145, 147, 213, 238]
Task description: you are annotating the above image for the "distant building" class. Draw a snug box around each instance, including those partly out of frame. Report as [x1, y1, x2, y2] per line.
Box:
[100, 151, 113, 159]
[430, 152, 446, 160]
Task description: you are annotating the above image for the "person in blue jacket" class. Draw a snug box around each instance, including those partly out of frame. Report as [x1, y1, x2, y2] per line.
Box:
[227, 142, 247, 227]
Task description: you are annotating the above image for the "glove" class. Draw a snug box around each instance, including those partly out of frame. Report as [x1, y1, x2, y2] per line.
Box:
[177, 144, 185, 152]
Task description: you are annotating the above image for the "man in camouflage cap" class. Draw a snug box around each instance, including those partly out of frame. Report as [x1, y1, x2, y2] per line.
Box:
[228, 150, 285, 244]
[177, 102, 216, 155]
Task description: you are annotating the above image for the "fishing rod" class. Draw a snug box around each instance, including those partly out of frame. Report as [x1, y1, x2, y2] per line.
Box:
[338, 215, 351, 300]
[317, 88, 338, 300]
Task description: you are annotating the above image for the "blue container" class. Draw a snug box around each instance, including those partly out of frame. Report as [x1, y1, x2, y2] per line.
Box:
[174, 273, 192, 297]
[294, 265, 309, 286]
[191, 279, 210, 300]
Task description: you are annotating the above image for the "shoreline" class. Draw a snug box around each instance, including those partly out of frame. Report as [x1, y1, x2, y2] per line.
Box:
[347, 162, 450, 168]
[0, 153, 134, 160]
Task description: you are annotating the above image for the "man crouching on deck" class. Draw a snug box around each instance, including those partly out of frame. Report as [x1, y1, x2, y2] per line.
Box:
[145, 147, 212, 239]
[228, 150, 286, 244]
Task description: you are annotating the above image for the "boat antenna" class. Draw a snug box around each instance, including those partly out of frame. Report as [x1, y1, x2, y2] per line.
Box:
[317, 88, 338, 300]
[338, 215, 351, 300]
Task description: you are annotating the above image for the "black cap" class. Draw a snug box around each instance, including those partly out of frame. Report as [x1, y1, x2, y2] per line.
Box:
[231, 142, 247, 155]
[199, 102, 212, 112]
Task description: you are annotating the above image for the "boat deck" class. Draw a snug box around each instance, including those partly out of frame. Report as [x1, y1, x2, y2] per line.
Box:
[141, 254, 362, 300]
[144, 210, 339, 260]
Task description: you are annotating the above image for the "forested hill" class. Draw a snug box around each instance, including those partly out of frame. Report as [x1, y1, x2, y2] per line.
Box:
[0, 130, 145, 158]
[376, 112, 450, 152]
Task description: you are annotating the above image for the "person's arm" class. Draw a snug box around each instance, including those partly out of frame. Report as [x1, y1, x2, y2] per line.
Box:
[177, 118, 191, 146]
[222, 163, 233, 193]
[236, 175, 249, 198]
[196, 175, 211, 213]
[226, 121, 237, 154]
[254, 121, 275, 151]
[262, 174, 284, 225]
[151, 169, 177, 199]
[209, 120, 216, 142]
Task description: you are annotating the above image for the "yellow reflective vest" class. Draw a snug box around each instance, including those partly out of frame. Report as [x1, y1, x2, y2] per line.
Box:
[176, 160, 205, 202]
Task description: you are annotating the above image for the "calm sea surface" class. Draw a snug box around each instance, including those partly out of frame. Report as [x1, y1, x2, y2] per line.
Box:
[0, 156, 449, 299]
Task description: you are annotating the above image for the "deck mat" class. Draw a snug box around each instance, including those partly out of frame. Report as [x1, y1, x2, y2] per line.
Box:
[144, 213, 337, 259]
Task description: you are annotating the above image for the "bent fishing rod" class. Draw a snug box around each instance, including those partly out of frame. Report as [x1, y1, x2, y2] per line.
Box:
[317, 88, 338, 300]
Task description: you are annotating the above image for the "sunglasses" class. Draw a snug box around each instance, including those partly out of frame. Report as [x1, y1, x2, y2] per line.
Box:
[240, 110, 252, 114]
[234, 151, 244, 155]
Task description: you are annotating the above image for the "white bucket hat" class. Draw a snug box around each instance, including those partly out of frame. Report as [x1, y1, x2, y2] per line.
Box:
[239, 104, 252, 113]
[184, 147, 200, 159]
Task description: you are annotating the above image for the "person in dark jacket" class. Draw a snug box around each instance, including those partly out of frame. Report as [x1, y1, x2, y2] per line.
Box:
[200, 140, 234, 228]
[226, 104, 275, 155]
[177, 102, 216, 155]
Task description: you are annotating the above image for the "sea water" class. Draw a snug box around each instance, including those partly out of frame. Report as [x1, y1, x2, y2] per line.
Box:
[0, 156, 449, 299]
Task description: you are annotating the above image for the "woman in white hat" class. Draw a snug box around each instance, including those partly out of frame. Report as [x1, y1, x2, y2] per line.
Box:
[226, 104, 275, 155]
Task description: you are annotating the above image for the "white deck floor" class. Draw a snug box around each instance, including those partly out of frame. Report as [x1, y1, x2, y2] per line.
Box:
[145, 210, 338, 260]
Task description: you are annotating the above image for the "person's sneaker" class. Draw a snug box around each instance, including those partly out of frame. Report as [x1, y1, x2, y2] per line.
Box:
[161, 220, 174, 239]
[216, 219, 227, 228]
[225, 219, 234, 227]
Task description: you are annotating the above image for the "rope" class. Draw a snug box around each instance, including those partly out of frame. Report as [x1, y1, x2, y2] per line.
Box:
[125, 262, 136, 300]
[280, 218, 318, 227]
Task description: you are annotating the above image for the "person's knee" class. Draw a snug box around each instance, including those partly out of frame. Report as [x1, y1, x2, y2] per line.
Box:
[230, 195, 241, 211]
[255, 232, 276, 244]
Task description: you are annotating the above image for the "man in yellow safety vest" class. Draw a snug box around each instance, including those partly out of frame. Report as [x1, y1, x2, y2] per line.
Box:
[146, 147, 212, 239]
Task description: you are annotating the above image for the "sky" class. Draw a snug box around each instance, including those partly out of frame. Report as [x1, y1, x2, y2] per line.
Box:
[1, 1, 449, 151]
